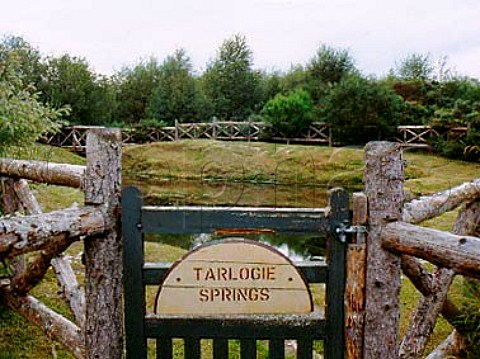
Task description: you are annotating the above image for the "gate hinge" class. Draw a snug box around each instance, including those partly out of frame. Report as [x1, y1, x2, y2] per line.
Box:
[335, 224, 367, 244]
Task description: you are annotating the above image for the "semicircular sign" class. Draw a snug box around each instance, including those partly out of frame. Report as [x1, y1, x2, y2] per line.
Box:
[155, 239, 313, 315]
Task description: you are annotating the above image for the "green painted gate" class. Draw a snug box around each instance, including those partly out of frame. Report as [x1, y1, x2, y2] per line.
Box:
[122, 186, 350, 359]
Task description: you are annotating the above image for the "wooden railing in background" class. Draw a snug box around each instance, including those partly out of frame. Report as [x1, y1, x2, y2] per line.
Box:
[41, 122, 469, 154]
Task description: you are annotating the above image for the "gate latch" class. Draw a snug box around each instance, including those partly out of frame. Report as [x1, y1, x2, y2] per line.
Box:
[335, 224, 367, 244]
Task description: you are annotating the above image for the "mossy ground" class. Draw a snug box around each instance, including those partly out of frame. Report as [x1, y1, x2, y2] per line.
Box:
[1, 141, 479, 358]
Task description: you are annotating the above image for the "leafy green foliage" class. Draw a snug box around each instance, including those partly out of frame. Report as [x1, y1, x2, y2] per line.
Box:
[307, 45, 357, 101]
[393, 53, 434, 81]
[41, 54, 116, 125]
[0, 43, 64, 150]
[318, 75, 404, 145]
[147, 49, 204, 125]
[202, 34, 262, 120]
[0, 35, 45, 88]
[262, 88, 313, 137]
[115, 58, 162, 124]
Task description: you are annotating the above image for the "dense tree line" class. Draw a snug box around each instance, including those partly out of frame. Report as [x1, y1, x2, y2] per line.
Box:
[1, 34, 479, 160]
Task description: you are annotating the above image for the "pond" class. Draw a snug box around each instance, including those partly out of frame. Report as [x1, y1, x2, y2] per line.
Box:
[128, 178, 357, 260]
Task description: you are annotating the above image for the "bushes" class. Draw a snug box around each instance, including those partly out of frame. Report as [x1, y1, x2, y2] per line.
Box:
[317, 75, 404, 145]
[262, 88, 313, 137]
[0, 44, 65, 150]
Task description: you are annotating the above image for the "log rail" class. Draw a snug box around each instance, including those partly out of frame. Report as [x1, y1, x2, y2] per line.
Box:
[0, 128, 123, 359]
[43, 123, 469, 153]
[1, 136, 479, 359]
[357, 142, 480, 359]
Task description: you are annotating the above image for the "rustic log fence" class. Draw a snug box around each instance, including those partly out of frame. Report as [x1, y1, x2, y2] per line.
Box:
[42, 123, 470, 154]
[0, 128, 123, 359]
[396, 125, 469, 148]
[354, 142, 480, 359]
[1, 133, 479, 358]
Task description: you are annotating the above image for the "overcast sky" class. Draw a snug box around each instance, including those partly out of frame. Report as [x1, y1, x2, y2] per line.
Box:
[1, 0, 479, 78]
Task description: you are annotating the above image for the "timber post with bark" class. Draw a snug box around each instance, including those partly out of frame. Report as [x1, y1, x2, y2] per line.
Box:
[362, 141, 404, 358]
[84, 128, 123, 359]
[0, 127, 123, 359]
[345, 192, 368, 359]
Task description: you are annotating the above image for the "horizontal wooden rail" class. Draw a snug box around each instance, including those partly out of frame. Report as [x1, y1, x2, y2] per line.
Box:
[403, 178, 480, 224]
[145, 313, 325, 339]
[0, 206, 106, 259]
[141, 206, 330, 235]
[0, 158, 85, 188]
[41, 123, 471, 154]
[382, 221, 480, 279]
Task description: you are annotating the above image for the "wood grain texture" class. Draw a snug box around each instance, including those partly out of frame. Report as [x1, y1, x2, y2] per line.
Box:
[363, 141, 404, 359]
[382, 222, 480, 279]
[84, 128, 123, 359]
[402, 178, 480, 224]
[345, 192, 367, 359]
[0, 206, 105, 259]
[0, 158, 85, 188]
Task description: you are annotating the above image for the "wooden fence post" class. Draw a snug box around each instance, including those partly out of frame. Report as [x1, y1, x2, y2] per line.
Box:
[363, 141, 404, 358]
[345, 192, 368, 359]
[84, 128, 123, 359]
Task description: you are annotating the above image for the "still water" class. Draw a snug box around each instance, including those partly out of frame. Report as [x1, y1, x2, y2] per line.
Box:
[132, 179, 354, 260]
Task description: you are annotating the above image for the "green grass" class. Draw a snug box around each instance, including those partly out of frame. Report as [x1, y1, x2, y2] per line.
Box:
[1, 141, 479, 358]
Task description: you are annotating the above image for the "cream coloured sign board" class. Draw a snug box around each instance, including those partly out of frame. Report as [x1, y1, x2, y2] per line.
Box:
[155, 239, 313, 315]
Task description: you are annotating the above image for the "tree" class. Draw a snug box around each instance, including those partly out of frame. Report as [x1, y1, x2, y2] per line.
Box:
[114, 58, 162, 124]
[0, 44, 63, 150]
[393, 53, 434, 82]
[147, 49, 199, 125]
[306, 45, 357, 102]
[262, 88, 313, 137]
[202, 34, 262, 121]
[318, 75, 404, 145]
[0, 35, 45, 89]
[41, 54, 115, 125]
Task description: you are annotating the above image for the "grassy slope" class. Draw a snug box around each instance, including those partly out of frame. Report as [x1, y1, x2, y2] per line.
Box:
[1, 141, 479, 358]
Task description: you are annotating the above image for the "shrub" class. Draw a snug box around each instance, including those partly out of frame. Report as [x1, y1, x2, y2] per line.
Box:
[262, 88, 313, 137]
[317, 75, 404, 145]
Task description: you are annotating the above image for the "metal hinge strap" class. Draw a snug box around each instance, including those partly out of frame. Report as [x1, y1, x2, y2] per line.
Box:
[335, 224, 367, 244]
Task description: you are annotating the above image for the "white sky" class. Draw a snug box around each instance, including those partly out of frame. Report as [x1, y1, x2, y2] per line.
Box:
[1, 0, 479, 78]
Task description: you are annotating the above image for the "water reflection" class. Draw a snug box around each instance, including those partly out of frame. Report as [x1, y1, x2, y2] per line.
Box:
[136, 178, 353, 260]
[145, 232, 326, 261]
[129, 179, 332, 208]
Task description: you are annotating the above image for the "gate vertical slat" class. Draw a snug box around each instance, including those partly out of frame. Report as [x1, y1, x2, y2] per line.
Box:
[269, 339, 285, 359]
[326, 188, 349, 359]
[123, 186, 147, 359]
[297, 339, 313, 359]
[156, 338, 172, 359]
[213, 339, 228, 358]
[184, 337, 201, 359]
[240, 339, 257, 359]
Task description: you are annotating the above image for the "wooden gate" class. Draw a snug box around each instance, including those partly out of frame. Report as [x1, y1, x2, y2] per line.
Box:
[122, 186, 350, 359]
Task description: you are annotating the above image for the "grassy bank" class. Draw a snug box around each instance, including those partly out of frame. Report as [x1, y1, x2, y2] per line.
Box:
[1, 141, 479, 358]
